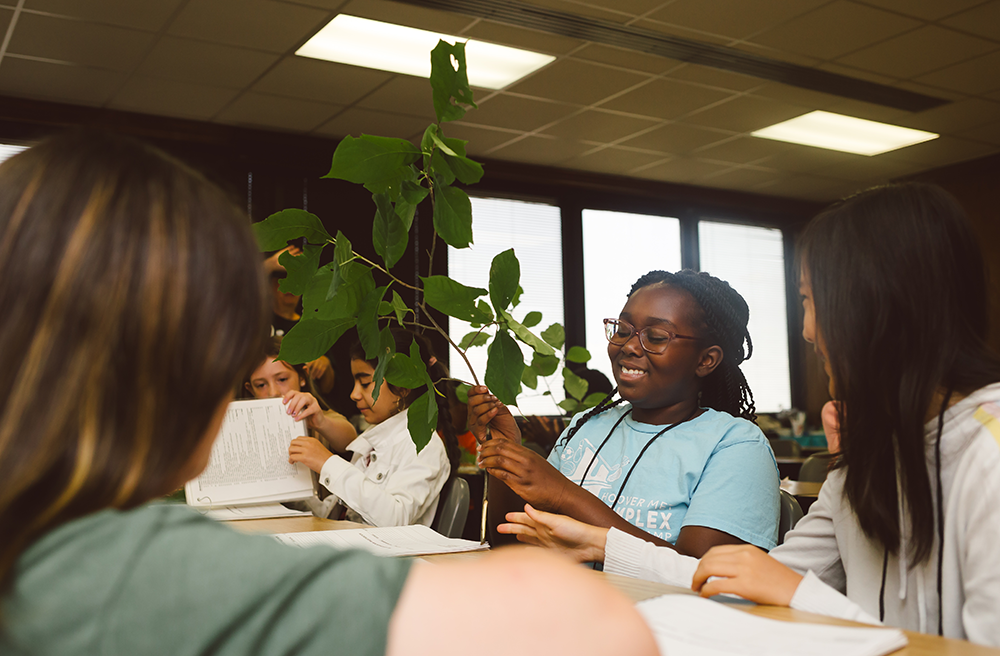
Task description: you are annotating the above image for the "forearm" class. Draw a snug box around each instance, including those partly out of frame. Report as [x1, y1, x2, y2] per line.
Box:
[314, 411, 356, 452]
[554, 486, 677, 551]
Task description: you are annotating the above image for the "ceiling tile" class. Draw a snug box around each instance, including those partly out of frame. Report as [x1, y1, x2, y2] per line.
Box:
[340, 0, 478, 33]
[598, 78, 734, 120]
[899, 98, 1000, 133]
[814, 61, 897, 85]
[619, 122, 731, 154]
[856, 0, 985, 21]
[701, 166, 782, 191]
[571, 43, 679, 75]
[645, 0, 827, 40]
[749, 83, 844, 111]
[692, 136, 788, 165]
[755, 173, 855, 201]
[486, 134, 593, 166]
[273, 0, 343, 8]
[632, 157, 732, 183]
[914, 50, 1000, 96]
[755, 143, 861, 173]
[0, 8, 10, 35]
[749, 1, 920, 61]
[8, 12, 153, 72]
[24, 0, 185, 30]
[879, 135, 996, 167]
[435, 123, 525, 156]
[630, 18, 733, 46]
[956, 120, 1000, 146]
[540, 109, 660, 143]
[507, 59, 651, 106]
[582, 0, 677, 18]
[109, 76, 240, 120]
[461, 94, 577, 132]
[665, 63, 764, 92]
[836, 26, 997, 79]
[253, 57, 393, 105]
[819, 97, 911, 123]
[727, 41, 823, 68]
[215, 92, 341, 132]
[562, 147, 670, 175]
[137, 37, 279, 89]
[315, 107, 429, 141]
[942, 1, 1000, 42]
[356, 75, 437, 121]
[462, 20, 584, 55]
[684, 95, 807, 132]
[168, 0, 328, 53]
[0, 57, 125, 106]
[518, 0, 634, 24]
[811, 154, 927, 182]
[890, 81, 963, 103]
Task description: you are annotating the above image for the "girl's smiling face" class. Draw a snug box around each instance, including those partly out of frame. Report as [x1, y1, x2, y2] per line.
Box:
[246, 358, 304, 399]
[799, 265, 835, 398]
[350, 359, 404, 425]
[609, 283, 721, 425]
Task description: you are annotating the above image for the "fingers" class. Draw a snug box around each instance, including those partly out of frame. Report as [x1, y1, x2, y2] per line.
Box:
[283, 391, 318, 420]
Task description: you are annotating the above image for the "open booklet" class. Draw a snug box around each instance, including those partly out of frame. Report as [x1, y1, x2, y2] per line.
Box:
[637, 595, 907, 656]
[185, 398, 315, 516]
[273, 524, 489, 557]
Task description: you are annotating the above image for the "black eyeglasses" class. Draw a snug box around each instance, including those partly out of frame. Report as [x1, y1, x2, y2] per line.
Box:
[603, 318, 700, 354]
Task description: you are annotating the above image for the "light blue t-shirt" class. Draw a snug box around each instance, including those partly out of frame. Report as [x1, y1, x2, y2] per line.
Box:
[548, 404, 780, 550]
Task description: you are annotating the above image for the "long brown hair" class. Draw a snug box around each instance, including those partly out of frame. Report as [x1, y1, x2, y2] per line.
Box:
[0, 131, 268, 587]
[800, 182, 1000, 564]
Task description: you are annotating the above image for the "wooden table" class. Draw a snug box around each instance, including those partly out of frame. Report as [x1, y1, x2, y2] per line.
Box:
[225, 517, 1000, 656]
[781, 479, 823, 498]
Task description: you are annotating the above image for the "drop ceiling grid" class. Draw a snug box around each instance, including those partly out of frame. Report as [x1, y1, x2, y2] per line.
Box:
[0, 0, 995, 201]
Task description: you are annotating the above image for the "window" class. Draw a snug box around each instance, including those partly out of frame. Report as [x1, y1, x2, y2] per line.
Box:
[698, 221, 791, 413]
[447, 196, 564, 415]
[581, 209, 682, 389]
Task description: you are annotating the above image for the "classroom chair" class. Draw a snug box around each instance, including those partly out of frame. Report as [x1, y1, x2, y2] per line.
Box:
[777, 489, 804, 545]
[799, 451, 834, 483]
[432, 477, 470, 539]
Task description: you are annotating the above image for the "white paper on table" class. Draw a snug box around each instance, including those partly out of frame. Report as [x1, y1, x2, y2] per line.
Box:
[185, 398, 314, 508]
[273, 525, 490, 557]
[200, 503, 310, 521]
[636, 594, 907, 656]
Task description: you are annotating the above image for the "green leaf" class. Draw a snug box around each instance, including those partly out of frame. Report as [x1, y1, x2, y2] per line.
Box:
[389, 290, 411, 325]
[370, 344, 392, 405]
[565, 345, 592, 364]
[475, 300, 494, 324]
[433, 184, 473, 249]
[421, 123, 439, 156]
[489, 248, 520, 314]
[324, 135, 421, 192]
[582, 392, 607, 409]
[276, 243, 322, 296]
[357, 286, 388, 359]
[311, 261, 374, 319]
[521, 366, 538, 390]
[503, 310, 555, 356]
[438, 134, 469, 157]
[372, 193, 409, 268]
[485, 330, 524, 406]
[511, 285, 524, 308]
[429, 40, 477, 124]
[396, 180, 428, 229]
[541, 323, 566, 350]
[455, 383, 471, 405]
[386, 352, 427, 389]
[378, 301, 393, 316]
[253, 209, 332, 250]
[442, 152, 484, 185]
[558, 398, 581, 415]
[333, 231, 353, 266]
[407, 390, 439, 452]
[429, 129, 483, 185]
[430, 148, 456, 186]
[420, 275, 487, 322]
[458, 330, 490, 350]
[562, 367, 589, 401]
[531, 352, 560, 377]
[522, 311, 542, 328]
[278, 317, 356, 364]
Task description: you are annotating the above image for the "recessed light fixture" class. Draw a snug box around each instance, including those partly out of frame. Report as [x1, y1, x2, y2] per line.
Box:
[296, 15, 555, 90]
[752, 110, 938, 156]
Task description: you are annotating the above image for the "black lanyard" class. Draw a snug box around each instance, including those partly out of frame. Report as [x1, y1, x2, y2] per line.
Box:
[578, 407, 699, 514]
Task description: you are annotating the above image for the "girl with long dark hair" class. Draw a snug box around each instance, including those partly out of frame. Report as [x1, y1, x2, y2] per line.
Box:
[471, 269, 780, 557]
[500, 183, 1000, 646]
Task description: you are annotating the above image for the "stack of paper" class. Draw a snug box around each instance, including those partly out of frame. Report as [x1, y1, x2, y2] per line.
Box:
[273, 524, 489, 557]
[201, 503, 310, 521]
[637, 595, 907, 656]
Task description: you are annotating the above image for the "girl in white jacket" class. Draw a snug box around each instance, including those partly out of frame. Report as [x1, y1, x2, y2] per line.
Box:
[500, 182, 1000, 646]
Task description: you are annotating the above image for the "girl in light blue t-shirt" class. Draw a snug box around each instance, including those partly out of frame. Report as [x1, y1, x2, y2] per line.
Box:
[471, 269, 779, 557]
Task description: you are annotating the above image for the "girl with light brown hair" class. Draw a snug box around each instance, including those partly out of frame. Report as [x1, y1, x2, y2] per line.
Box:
[0, 130, 656, 656]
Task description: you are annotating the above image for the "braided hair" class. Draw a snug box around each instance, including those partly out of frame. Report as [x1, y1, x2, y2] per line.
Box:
[350, 328, 460, 475]
[558, 269, 756, 447]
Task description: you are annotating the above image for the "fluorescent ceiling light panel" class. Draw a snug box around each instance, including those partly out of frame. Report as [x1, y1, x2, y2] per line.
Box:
[752, 110, 938, 156]
[297, 15, 555, 90]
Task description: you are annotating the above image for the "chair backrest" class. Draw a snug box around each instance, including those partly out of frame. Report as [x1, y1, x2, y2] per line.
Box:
[432, 477, 470, 539]
[777, 489, 804, 545]
[768, 438, 802, 458]
[799, 451, 834, 483]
